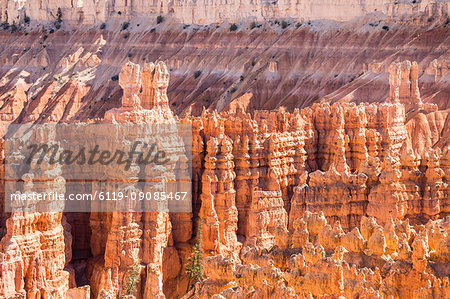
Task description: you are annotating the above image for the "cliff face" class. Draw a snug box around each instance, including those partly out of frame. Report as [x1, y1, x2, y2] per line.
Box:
[0, 11, 449, 298]
[1, 0, 449, 25]
[0, 58, 448, 298]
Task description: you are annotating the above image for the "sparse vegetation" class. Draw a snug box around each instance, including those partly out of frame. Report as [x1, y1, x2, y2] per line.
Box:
[24, 15, 30, 24]
[157, 15, 164, 24]
[250, 21, 257, 30]
[230, 86, 237, 93]
[251, 59, 256, 67]
[52, 8, 62, 30]
[121, 22, 129, 30]
[296, 22, 302, 28]
[111, 75, 119, 81]
[185, 220, 205, 291]
[281, 20, 289, 29]
[230, 23, 238, 31]
[121, 260, 141, 298]
[100, 22, 106, 29]
[123, 33, 129, 39]
[382, 25, 389, 31]
[10, 21, 17, 32]
[1, 21, 9, 30]
[240, 75, 244, 81]
[194, 70, 202, 79]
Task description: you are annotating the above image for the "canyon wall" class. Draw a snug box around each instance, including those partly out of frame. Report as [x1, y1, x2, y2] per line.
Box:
[0, 13, 448, 298]
[1, 0, 449, 25]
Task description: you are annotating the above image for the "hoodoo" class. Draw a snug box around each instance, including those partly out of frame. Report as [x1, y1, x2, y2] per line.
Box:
[0, 1, 449, 298]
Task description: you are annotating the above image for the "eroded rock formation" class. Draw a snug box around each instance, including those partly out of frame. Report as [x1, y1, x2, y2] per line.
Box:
[199, 213, 450, 298]
[0, 58, 448, 298]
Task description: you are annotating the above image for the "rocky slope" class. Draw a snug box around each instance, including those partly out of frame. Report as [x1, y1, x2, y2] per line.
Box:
[0, 15, 449, 123]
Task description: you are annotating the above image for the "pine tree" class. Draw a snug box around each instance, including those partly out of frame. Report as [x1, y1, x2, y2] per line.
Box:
[122, 260, 141, 297]
[185, 220, 205, 291]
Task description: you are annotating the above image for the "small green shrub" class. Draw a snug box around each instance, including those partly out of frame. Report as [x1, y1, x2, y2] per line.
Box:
[10, 21, 17, 32]
[250, 21, 257, 30]
[56, 8, 62, 22]
[100, 22, 106, 29]
[382, 25, 389, 31]
[24, 16, 30, 24]
[281, 20, 289, 29]
[1, 21, 9, 30]
[194, 70, 202, 79]
[121, 22, 129, 30]
[111, 75, 119, 81]
[230, 23, 238, 31]
[185, 221, 205, 291]
[157, 15, 163, 24]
